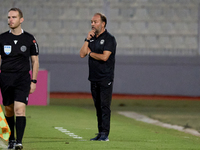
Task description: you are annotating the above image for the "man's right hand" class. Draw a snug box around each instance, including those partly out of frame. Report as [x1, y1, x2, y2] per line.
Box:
[87, 29, 96, 40]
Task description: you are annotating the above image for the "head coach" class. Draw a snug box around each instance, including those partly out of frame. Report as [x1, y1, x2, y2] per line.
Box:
[80, 12, 117, 141]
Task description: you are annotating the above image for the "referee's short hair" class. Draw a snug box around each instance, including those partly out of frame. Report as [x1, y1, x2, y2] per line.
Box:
[94, 13, 107, 28]
[9, 8, 23, 18]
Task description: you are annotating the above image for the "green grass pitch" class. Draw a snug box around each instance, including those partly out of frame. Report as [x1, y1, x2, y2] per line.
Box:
[0, 98, 200, 149]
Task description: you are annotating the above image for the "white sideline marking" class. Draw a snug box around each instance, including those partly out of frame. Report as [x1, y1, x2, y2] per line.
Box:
[55, 127, 86, 140]
[0, 139, 7, 149]
[118, 111, 200, 137]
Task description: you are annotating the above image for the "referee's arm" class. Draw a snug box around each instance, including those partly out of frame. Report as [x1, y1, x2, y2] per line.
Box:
[30, 55, 39, 94]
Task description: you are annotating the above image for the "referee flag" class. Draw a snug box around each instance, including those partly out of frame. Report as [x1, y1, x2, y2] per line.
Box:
[0, 105, 10, 141]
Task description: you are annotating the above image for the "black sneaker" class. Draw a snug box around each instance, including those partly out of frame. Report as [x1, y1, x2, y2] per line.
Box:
[15, 143, 23, 150]
[90, 133, 101, 141]
[7, 140, 16, 149]
[98, 132, 109, 141]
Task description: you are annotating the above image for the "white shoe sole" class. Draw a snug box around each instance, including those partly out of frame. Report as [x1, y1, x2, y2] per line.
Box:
[15, 144, 23, 150]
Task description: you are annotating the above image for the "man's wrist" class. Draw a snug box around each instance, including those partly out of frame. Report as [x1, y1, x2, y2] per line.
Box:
[85, 38, 90, 42]
[88, 52, 92, 57]
[31, 79, 37, 84]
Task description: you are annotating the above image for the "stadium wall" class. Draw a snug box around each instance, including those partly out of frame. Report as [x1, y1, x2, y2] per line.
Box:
[39, 54, 200, 97]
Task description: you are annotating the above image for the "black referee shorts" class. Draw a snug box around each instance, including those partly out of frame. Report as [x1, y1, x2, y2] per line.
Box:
[0, 72, 31, 106]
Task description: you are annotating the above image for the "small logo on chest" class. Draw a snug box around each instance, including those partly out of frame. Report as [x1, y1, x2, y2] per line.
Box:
[20, 45, 27, 52]
[4, 45, 11, 55]
[14, 40, 18, 44]
[100, 39, 105, 45]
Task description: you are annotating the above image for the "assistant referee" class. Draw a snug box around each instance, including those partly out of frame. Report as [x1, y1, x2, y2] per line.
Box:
[0, 8, 39, 150]
[80, 13, 117, 141]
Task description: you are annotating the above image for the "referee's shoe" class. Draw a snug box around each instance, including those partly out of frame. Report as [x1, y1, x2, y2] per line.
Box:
[7, 140, 16, 149]
[15, 143, 23, 150]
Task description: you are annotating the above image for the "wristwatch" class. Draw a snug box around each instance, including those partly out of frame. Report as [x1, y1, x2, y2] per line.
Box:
[84, 38, 90, 42]
[88, 52, 92, 57]
[31, 79, 37, 84]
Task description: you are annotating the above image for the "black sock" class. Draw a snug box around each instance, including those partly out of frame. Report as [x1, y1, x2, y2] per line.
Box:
[5, 116, 15, 141]
[16, 116, 26, 144]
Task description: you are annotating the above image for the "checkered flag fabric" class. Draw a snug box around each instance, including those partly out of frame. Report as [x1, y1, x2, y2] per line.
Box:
[0, 105, 10, 141]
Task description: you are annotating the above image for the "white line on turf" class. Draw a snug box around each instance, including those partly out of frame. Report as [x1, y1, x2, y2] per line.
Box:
[55, 127, 86, 141]
[0, 139, 7, 149]
[118, 111, 200, 137]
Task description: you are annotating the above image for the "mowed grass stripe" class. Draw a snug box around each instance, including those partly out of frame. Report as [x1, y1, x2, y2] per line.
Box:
[17, 105, 200, 150]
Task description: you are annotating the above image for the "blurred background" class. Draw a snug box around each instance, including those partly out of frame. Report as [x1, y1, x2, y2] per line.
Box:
[1, 0, 200, 97]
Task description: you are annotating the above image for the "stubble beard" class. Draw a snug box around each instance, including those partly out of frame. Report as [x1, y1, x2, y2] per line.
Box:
[93, 26, 102, 36]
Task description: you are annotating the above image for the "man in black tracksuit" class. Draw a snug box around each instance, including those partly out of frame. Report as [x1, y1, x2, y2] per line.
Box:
[80, 13, 117, 141]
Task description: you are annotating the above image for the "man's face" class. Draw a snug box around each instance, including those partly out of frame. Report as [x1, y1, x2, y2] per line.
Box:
[8, 10, 23, 29]
[91, 15, 104, 35]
